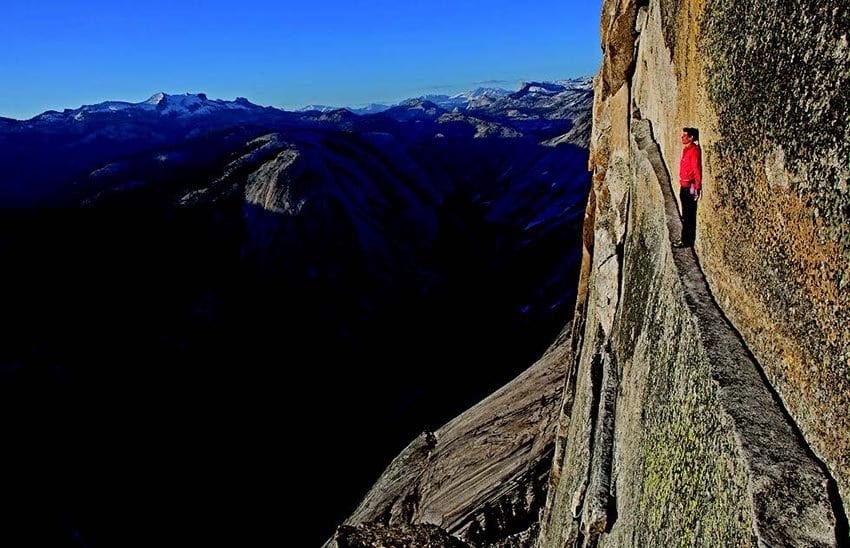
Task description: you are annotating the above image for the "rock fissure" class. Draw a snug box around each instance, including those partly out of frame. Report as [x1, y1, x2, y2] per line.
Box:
[581, 342, 619, 540]
[576, 350, 604, 523]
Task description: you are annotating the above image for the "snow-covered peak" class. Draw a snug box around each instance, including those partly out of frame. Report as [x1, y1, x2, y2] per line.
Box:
[515, 81, 567, 96]
[146, 93, 266, 116]
[449, 87, 511, 101]
[296, 104, 341, 113]
[398, 98, 441, 110]
[349, 103, 391, 115]
[35, 111, 65, 122]
[146, 92, 167, 105]
[18, 92, 273, 125]
[142, 93, 206, 113]
[554, 76, 594, 91]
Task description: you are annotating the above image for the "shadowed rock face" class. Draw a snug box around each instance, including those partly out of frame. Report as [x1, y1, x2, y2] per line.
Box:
[0, 84, 592, 546]
[334, 523, 472, 548]
[538, 0, 848, 547]
[327, 331, 571, 548]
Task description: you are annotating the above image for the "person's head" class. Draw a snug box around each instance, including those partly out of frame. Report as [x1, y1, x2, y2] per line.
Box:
[681, 127, 699, 145]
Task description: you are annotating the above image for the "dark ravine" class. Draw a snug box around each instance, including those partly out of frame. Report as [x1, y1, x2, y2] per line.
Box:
[0, 82, 593, 546]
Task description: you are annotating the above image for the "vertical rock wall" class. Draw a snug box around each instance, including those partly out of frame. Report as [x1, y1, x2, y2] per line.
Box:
[539, 0, 848, 545]
[699, 0, 850, 511]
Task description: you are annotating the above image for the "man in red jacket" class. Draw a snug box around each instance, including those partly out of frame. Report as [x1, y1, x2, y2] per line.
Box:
[673, 127, 701, 248]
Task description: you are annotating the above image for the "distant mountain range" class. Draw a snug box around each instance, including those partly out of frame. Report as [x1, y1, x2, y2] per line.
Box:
[7, 78, 593, 125]
[295, 77, 592, 115]
[295, 88, 511, 115]
[0, 77, 593, 207]
[26, 92, 274, 123]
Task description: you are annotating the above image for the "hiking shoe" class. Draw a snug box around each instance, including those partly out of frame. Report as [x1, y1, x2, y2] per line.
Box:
[672, 239, 688, 248]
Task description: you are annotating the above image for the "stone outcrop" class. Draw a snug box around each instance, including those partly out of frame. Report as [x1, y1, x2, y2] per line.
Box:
[538, 0, 849, 546]
[325, 332, 571, 548]
[333, 523, 472, 548]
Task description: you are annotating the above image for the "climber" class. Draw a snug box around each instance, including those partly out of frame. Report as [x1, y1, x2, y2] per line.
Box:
[673, 127, 701, 248]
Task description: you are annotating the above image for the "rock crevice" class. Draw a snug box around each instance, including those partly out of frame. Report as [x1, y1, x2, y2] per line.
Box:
[635, 116, 843, 547]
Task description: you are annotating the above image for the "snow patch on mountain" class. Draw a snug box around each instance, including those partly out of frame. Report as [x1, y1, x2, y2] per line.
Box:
[141, 92, 255, 116]
[554, 76, 594, 91]
[146, 92, 167, 105]
[449, 87, 512, 101]
[19, 77, 592, 127]
[296, 105, 341, 113]
[24, 93, 268, 125]
[349, 103, 391, 115]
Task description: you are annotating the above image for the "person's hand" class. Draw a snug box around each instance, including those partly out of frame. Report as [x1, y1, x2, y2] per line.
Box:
[694, 189, 701, 201]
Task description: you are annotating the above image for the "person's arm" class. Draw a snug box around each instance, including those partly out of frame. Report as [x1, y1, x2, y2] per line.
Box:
[693, 146, 702, 198]
[695, 147, 702, 190]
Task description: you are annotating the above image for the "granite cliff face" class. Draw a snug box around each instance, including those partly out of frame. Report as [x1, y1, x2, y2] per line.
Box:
[538, 0, 849, 546]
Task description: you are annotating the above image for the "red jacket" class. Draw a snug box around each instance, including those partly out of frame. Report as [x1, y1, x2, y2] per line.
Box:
[679, 143, 702, 191]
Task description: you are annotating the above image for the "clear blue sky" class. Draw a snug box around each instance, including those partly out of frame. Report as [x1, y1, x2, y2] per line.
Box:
[1, 0, 602, 119]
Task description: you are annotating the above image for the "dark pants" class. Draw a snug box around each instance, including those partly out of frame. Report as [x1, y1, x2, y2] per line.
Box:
[680, 187, 698, 245]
